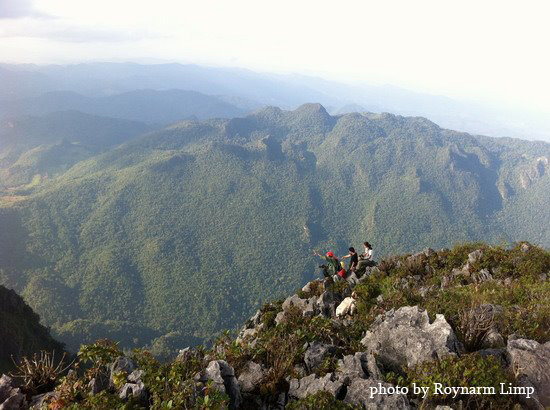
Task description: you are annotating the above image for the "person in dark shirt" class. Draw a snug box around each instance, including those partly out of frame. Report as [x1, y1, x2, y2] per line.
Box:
[342, 247, 359, 272]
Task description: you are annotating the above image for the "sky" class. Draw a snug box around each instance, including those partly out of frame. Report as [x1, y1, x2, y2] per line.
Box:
[1, 0, 550, 114]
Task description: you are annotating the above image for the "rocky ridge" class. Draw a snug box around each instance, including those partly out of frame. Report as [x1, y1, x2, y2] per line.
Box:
[1, 242, 549, 409]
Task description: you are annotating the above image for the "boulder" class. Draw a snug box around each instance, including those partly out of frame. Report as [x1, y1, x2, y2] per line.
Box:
[361, 306, 460, 372]
[88, 374, 109, 395]
[282, 294, 307, 312]
[119, 381, 146, 401]
[198, 360, 242, 409]
[344, 379, 410, 409]
[468, 249, 484, 264]
[302, 296, 319, 317]
[316, 291, 343, 318]
[0, 375, 26, 410]
[288, 373, 345, 400]
[506, 338, 550, 408]
[335, 352, 369, 385]
[109, 357, 137, 387]
[303, 342, 340, 373]
[346, 272, 359, 286]
[472, 268, 493, 284]
[237, 362, 265, 393]
[274, 311, 286, 325]
[128, 370, 144, 383]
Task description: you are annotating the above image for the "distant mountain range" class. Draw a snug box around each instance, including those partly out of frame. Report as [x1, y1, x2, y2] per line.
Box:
[1, 89, 249, 124]
[0, 104, 548, 351]
[2, 62, 549, 142]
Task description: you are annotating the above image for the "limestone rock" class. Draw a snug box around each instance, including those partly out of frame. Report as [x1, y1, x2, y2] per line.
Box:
[198, 360, 242, 409]
[288, 373, 344, 400]
[344, 379, 410, 409]
[361, 306, 460, 372]
[506, 338, 550, 408]
[0, 375, 27, 410]
[303, 342, 340, 373]
[237, 362, 265, 394]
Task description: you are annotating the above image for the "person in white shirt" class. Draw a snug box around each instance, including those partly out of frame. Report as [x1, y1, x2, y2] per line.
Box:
[355, 241, 375, 276]
[363, 241, 373, 261]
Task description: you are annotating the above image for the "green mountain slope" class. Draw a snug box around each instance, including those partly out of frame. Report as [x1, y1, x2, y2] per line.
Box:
[0, 111, 152, 189]
[0, 105, 548, 350]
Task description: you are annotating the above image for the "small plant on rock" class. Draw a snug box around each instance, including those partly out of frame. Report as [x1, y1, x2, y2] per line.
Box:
[10, 351, 72, 395]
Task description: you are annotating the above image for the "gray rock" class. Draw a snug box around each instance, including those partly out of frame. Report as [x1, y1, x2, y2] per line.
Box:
[347, 272, 359, 286]
[288, 373, 344, 400]
[0, 374, 26, 410]
[282, 294, 307, 312]
[468, 249, 484, 264]
[29, 392, 57, 409]
[335, 352, 368, 385]
[361, 306, 460, 372]
[88, 374, 109, 395]
[119, 381, 146, 401]
[199, 360, 242, 409]
[128, 370, 144, 383]
[482, 330, 505, 349]
[344, 379, 410, 409]
[520, 243, 531, 253]
[506, 338, 550, 408]
[424, 248, 436, 257]
[303, 342, 340, 373]
[274, 311, 286, 325]
[316, 291, 343, 318]
[237, 362, 265, 393]
[237, 327, 258, 343]
[109, 357, 137, 386]
[302, 296, 319, 317]
[473, 268, 493, 284]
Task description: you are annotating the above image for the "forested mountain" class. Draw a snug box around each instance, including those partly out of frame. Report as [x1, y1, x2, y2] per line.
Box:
[1, 89, 248, 124]
[0, 105, 548, 351]
[0, 111, 153, 190]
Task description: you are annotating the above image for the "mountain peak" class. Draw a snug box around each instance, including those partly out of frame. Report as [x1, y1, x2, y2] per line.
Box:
[294, 103, 329, 116]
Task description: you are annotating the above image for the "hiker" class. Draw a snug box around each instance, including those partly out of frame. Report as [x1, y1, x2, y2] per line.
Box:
[313, 250, 345, 279]
[362, 242, 374, 261]
[356, 242, 375, 276]
[342, 247, 359, 273]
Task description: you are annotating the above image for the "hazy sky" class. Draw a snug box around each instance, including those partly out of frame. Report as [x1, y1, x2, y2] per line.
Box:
[1, 0, 549, 113]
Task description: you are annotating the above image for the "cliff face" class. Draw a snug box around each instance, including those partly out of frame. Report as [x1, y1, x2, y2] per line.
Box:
[0, 285, 64, 373]
[1, 242, 548, 409]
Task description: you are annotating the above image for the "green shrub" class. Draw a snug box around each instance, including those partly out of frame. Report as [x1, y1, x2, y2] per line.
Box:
[286, 391, 356, 409]
[395, 353, 517, 409]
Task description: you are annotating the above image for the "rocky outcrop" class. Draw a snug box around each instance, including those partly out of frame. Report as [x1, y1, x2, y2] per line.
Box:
[344, 379, 410, 409]
[506, 338, 550, 409]
[237, 362, 265, 394]
[0, 375, 26, 410]
[303, 342, 340, 373]
[196, 360, 242, 409]
[288, 373, 345, 401]
[361, 306, 461, 372]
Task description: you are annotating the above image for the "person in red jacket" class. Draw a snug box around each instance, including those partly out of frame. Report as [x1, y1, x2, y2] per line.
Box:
[313, 250, 341, 278]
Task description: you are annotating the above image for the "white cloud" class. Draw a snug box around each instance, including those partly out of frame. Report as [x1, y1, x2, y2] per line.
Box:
[1, 0, 549, 113]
